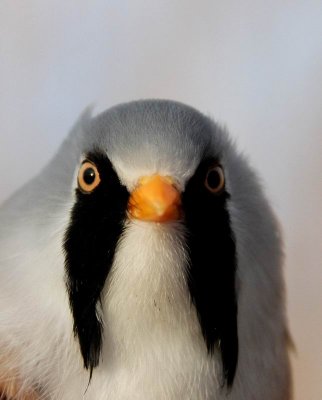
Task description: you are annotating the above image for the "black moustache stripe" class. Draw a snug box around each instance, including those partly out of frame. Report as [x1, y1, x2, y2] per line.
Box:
[64, 151, 129, 376]
[182, 158, 238, 387]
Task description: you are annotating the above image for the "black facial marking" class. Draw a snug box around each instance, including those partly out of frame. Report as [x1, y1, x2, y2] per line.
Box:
[64, 151, 129, 376]
[182, 158, 238, 387]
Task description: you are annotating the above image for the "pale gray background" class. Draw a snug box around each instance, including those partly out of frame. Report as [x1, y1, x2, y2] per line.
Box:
[1, 1, 321, 399]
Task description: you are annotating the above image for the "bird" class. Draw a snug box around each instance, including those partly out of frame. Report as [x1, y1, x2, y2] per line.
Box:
[0, 99, 292, 400]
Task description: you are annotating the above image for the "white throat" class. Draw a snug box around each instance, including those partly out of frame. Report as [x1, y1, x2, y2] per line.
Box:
[98, 220, 220, 399]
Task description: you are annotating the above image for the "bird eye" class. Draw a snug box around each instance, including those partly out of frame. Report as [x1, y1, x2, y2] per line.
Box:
[205, 165, 225, 194]
[78, 161, 101, 193]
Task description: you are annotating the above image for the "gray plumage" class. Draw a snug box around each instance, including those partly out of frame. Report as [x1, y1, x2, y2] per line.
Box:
[0, 100, 291, 399]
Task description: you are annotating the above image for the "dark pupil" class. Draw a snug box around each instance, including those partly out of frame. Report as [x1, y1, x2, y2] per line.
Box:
[207, 169, 221, 189]
[83, 167, 96, 185]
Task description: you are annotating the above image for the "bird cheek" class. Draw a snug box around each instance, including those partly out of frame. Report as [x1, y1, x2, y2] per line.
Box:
[127, 175, 182, 223]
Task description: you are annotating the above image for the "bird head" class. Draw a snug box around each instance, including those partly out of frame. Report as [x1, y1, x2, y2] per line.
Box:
[49, 100, 272, 387]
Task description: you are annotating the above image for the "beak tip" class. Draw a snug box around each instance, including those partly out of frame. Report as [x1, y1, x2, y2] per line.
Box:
[127, 175, 181, 223]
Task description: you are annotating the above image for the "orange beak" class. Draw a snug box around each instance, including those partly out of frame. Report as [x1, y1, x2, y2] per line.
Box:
[128, 175, 182, 222]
